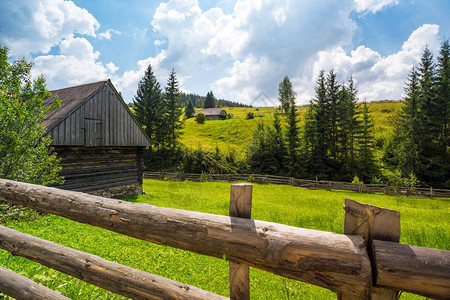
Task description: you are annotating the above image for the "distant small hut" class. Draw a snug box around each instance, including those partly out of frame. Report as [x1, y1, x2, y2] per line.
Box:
[194, 108, 228, 120]
[43, 80, 151, 197]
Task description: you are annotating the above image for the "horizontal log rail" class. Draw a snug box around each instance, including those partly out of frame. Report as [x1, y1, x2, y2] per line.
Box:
[0, 266, 70, 300]
[373, 240, 450, 299]
[0, 179, 371, 297]
[144, 172, 450, 198]
[0, 178, 449, 299]
[0, 225, 226, 300]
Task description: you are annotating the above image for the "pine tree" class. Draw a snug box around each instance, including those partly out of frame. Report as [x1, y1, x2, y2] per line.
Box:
[397, 68, 420, 176]
[271, 112, 287, 175]
[164, 69, 183, 155]
[415, 46, 443, 184]
[285, 103, 301, 177]
[306, 70, 330, 178]
[325, 70, 340, 172]
[204, 91, 216, 108]
[133, 64, 165, 149]
[357, 101, 377, 182]
[185, 97, 195, 118]
[337, 77, 361, 179]
[436, 39, 450, 184]
[278, 76, 296, 114]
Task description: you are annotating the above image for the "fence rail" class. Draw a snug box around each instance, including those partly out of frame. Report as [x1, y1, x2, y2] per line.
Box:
[144, 172, 450, 198]
[0, 179, 449, 299]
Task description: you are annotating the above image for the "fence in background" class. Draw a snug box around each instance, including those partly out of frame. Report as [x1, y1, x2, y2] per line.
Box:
[144, 172, 450, 198]
[0, 179, 449, 299]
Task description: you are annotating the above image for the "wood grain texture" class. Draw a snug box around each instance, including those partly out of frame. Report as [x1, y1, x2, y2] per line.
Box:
[0, 225, 227, 300]
[373, 240, 450, 300]
[0, 179, 372, 297]
[342, 198, 400, 300]
[0, 266, 70, 300]
[229, 184, 252, 300]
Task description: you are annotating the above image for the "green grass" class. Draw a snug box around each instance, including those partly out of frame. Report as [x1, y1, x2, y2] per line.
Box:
[0, 179, 448, 299]
[181, 101, 401, 156]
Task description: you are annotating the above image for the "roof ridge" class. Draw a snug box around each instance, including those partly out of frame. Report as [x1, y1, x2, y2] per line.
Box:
[49, 79, 109, 92]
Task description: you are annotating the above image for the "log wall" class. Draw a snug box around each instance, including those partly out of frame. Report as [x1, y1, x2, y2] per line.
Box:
[54, 146, 144, 194]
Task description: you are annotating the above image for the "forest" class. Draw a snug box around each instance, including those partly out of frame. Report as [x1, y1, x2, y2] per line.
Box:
[134, 41, 449, 189]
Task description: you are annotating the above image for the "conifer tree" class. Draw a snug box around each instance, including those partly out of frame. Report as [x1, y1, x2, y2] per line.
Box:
[185, 97, 195, 118]
[203, 91, 216, 108]
[164, 69, 183, 155]
[436, 39, 450, 182]
[357, 101, 377, 181]
[271, 112, 287, 175]
[325, 70, 340, 170]
[285, 103, 301, 177]
[133, 64, 165, 149]
[337, 77, 361, 178]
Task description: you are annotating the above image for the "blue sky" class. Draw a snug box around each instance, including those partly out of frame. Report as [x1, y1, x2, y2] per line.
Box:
[1, 0, 449, 105]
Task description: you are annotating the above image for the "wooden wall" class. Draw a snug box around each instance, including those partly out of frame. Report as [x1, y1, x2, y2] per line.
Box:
[53, 146, 144, 193]
[47, 83, 150, 147]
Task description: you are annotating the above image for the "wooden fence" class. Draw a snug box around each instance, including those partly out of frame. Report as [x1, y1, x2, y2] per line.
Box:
[144, 172, 450, 198]
[0, 179, 449, 299]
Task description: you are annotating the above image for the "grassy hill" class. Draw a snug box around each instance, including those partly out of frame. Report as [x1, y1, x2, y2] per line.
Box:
[180, 101, 402, 157]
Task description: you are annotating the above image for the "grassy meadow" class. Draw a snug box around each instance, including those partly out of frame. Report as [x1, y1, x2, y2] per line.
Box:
[180, 101, 402, 157]
[0, 178, 448, 299]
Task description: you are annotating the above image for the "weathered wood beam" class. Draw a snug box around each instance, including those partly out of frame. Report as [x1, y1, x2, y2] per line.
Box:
[373, 240, 450, 300]
[0, 225, 227, 300]
[0, 179, 372, 297]
[229, 184, 252, 300]
[0, 265, 70, 300]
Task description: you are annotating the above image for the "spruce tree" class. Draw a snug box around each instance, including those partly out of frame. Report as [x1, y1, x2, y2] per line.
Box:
[271, 112, 287, 175]
[337, 77, 361, 179]
[204, 91, 216, 108]
[436, 39, 450, 184]
[278, 76, 296, 114]
[133, 64, 165, 148]
[285, 103, 301, 177]
[325, 70, 340, 172]
[357, 101, 377, 182]
[164, 69, 183, 156]
[185, 97, 195, 118]
[416, 46, 443, 184]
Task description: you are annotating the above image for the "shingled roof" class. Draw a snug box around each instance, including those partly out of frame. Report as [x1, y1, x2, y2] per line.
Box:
[43, 80, 108, 130]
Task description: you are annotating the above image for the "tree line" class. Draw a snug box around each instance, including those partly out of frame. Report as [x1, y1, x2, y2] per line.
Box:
[246, 42, 449, 188]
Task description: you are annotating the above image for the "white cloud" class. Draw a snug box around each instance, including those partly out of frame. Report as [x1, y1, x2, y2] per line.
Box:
[98, 29, 121, 40]
[354, 0, 398, 13]
[304, 24, 441, 102]
[0, 0, 99, 56]
[31, 36, 114, 89]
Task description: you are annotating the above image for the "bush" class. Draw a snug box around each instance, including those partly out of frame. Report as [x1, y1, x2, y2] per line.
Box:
[195, 112, 206, 124]
[246, 112, 254, 119]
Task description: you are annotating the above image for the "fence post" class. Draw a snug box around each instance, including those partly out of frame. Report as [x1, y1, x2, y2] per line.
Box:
[430, 186, 433, 197]
[339, 198, 400, 300]
[229, 183, 252, 300]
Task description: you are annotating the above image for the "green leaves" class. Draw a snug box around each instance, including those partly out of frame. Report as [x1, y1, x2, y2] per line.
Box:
[0, 44, 62, 186]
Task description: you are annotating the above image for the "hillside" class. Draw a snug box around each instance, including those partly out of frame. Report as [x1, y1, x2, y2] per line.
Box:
[180, 101, 402, 157]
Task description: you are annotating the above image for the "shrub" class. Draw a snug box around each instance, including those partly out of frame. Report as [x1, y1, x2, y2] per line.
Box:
[195, 112, 206, 124]
[246, 112, 254, 119]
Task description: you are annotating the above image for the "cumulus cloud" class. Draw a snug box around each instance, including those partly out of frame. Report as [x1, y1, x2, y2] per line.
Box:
[354, 0, 399, 13]
[31, 36, 114, 89]
[304, 24, 441, 102]
[0, 0, 99, 56]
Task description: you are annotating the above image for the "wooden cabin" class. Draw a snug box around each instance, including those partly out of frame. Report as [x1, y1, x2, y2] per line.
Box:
[43, 80, 151, 197]
[194, 108, 228, 120]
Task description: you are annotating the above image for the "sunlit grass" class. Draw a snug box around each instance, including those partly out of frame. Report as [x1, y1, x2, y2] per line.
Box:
[0, 178, 447, 299]
[181, 101, 402, 156]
